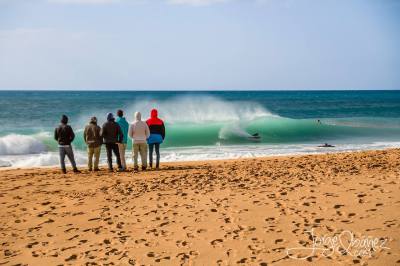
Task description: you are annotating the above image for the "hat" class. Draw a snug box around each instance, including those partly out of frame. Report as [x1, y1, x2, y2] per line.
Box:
[107, 112, 114, 121]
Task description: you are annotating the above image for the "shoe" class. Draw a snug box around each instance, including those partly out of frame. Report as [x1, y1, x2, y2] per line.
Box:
[108, 168, 114, 172]
[133, 167, 139, 172]
[117, 168, 124, 172]
[61, 169, 67, 174]
[73, 169, 81, 173]
[142, 166, 147, 171]
[88, 168, 92, 172]
[94, 168, 100, 172]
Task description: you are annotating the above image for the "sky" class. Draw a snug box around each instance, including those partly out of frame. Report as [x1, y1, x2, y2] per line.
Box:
[0, 0, 399, 90]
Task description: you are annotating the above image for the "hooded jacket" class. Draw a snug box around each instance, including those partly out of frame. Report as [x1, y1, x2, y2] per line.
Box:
[128, 112, 150, 144]
[146, 109, 165, 144]
[102, 114, 123, 144]
[116, 116, 129, 144]
[54, 115, 75, 146]
[83, 118, 102, 148]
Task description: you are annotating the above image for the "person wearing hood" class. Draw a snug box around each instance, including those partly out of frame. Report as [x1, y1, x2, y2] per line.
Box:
[146, 109, 165, 169]
[83, 116, 102, 171]
[54, 115, 80, 174]
[116, 110, 129, 170]
[101, 112, 123, 172]
[128, 111, 150, 171]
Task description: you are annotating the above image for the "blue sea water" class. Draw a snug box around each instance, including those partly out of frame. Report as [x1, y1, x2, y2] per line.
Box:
[0, 90, 399, 167]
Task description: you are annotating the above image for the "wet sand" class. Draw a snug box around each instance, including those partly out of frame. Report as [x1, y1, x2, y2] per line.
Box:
[0, 149, 399, 265]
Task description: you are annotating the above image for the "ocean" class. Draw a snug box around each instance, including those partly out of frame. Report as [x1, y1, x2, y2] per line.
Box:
[1, 90, 400, 168]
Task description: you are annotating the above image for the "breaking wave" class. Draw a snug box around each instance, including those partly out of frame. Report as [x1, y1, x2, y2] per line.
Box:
[0, 134, 47, 156]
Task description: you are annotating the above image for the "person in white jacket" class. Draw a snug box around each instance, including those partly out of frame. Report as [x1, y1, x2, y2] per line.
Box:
[128, 112, 150, 171]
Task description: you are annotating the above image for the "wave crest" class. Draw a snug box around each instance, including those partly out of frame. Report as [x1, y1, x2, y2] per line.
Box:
[126, 95, 277, 123]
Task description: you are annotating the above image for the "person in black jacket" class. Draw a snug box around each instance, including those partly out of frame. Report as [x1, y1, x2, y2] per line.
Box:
[54, 115, 80, 174]
[102, 113, 123, 172]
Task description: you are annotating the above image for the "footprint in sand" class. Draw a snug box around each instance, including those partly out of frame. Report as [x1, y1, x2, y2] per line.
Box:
[176, 252, 190, 262]
[65, 254, 77, 261]
[154, 256, 171, 262]
[176, 240, 189, 248]
[26, 242, 39, 248]
[197, 228, 207, 233]
[224, 217, 231, 223]
[211, 239, 224, 247]
[147, 251, 156, 257]
[334, 204, 344, 209]
[314, 218, 324, 224]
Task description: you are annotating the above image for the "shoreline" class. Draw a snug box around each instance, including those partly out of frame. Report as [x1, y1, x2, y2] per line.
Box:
[1, 146, 400, 171]
[1, 148, 399, 265]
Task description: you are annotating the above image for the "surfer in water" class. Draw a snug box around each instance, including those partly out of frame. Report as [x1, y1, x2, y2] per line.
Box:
[248, 133, 261, 141]
[319, 143, 335, 148]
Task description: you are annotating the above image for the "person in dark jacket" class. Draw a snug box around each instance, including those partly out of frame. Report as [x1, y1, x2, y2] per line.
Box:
[102, 113, 123, 172]
[83, 116, 102, 171]
[146, 109, 165, 169]
[54, 115, 80, 174]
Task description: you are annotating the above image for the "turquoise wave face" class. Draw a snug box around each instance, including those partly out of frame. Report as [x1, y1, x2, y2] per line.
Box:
[32, 116, 400, 153]
[165, 116, 400, 147]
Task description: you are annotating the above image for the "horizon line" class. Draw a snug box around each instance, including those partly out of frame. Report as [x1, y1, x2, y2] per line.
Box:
[0, 88, 399, 92]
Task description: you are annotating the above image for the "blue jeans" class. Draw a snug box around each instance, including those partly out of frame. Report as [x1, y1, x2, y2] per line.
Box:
[148, 143, 160, 168]
[59, 146, 77, 171]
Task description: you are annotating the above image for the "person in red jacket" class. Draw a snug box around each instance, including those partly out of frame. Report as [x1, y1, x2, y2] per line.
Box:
[146, 109, 165, 169]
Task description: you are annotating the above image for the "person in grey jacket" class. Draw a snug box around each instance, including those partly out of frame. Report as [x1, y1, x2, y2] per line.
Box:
[128, 112, 150, 171]
[101, 113, 123, 172]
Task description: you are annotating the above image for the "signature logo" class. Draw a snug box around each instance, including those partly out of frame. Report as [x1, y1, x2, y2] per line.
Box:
[286, 228, 390, 260]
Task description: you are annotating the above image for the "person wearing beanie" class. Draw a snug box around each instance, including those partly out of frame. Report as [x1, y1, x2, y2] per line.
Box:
[83, 116, 102, 171]
[54, 114, 80, 174]
[101, 112, 123, 172]
[128, 111, 150, 171]
[116, 109, 129, 170]
[146, 109, 165, 169]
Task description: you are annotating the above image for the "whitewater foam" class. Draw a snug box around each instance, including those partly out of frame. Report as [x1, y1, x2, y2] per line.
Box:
[1, 141, 400, 168]
[125, 95, 278, 123]
[0, 134, 48, 155]
[218, 123, 254, 140]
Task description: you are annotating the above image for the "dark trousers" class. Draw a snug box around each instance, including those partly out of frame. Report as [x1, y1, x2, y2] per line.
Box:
[105, 143, 122, 170]
[59, 146, 77, 171]
[149, 143, 160, 168]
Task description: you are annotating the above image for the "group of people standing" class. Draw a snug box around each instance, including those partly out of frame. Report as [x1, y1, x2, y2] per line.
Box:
[54, 109, 165, 173]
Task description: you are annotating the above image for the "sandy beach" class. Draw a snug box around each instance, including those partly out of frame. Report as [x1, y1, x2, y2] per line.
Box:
[0, 149, 399, 265]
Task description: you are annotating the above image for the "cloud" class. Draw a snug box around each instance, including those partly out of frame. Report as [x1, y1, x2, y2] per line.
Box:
[47, 0, 122, 4]
[0, 0, 234, 5]
[167, 0, 232, 6]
